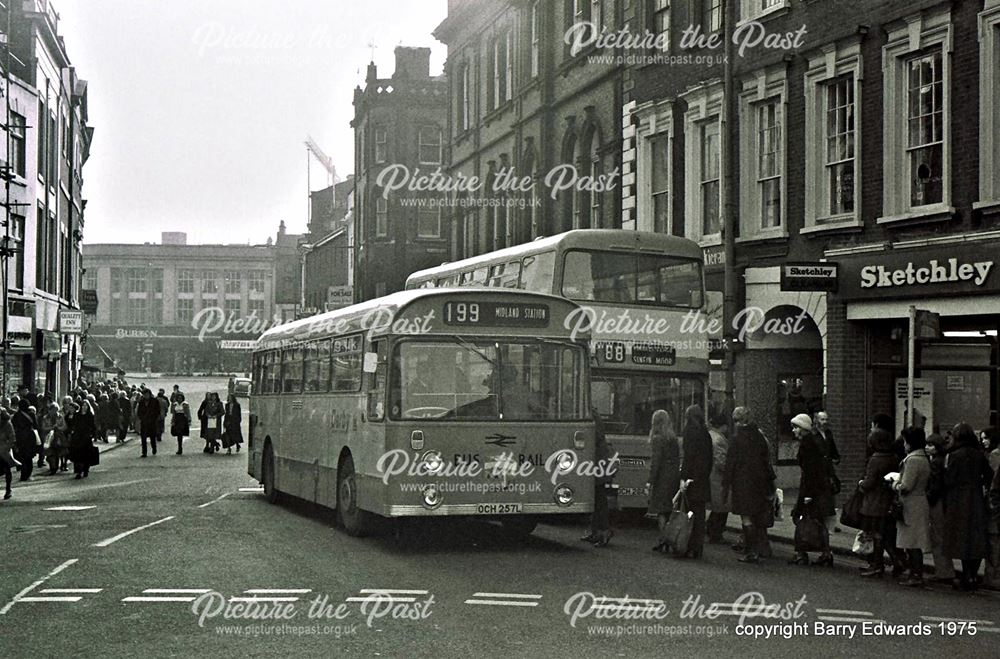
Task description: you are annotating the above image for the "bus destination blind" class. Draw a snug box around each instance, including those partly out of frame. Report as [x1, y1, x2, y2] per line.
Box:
[442, 301, 550, 327]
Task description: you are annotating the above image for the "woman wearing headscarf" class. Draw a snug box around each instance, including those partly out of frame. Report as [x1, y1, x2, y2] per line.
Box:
[68, 400, 97, 479]
[893, 426, 932, 587]
[943, 423, 993, 591]
[647, 409, 680, 553]
[11, 398, 38, 482]
[858, 418, 902, 577]
[223, 393, 244, 455]
[789, 413, 834, 566]
[170, 393, 192, 455]
[680, 404, 713, 559]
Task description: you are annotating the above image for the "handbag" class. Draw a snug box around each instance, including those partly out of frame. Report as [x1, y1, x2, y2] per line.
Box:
[664, 491, 693, 554]
[794, 514, 828, 552]
[889, 495, 905, 523]
[88, 444, 100, 467]
[839, 489, 865, 530]
[852, 531, 874, 556]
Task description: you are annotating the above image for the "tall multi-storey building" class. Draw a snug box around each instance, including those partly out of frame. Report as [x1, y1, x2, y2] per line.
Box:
[82, 232, 279, 374]
[620, 0, 1000, 485]
[434, 0, 626, 257]
[1, 0, 93, 396]
[352, 46, 449, 301]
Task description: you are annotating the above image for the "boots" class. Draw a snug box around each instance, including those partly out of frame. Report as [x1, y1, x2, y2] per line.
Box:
[738, 525, 760, 563]
[900, 550, 924, 587]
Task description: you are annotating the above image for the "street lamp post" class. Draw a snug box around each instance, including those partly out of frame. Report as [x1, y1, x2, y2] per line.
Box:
[721, 0, 738, 410]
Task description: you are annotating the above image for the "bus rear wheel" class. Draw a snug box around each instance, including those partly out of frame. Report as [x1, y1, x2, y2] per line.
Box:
[500, 516, 538, 537]
[262, 444, 281, 505]
[337, 455, 377, 537]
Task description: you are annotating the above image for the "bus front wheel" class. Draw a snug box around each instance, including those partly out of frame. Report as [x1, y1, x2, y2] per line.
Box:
[262, 444, 281, 505]
[337, 455, 377, 537]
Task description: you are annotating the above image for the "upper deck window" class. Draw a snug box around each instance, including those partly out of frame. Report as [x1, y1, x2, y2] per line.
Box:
[561, 250, 703, 308]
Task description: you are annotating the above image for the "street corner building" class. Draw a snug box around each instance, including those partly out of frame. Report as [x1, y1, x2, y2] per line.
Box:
[1, 0, 94, 398]
[80, 227, 304, 375]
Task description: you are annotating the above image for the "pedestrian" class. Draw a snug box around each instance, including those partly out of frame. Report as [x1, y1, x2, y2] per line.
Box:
[857, 417, 901, 578]
[97, 393, 119, 444]
[68, 401, 96, 479]
[648, 409, 680, 554]
[925, 430, 956, 582]
[989, 465, 1000, 590]
[893, 426, 932, 587]
[680, 404, 712, 559]
[116, 391, 131, 442]
[222, 393, 244, 455]
[581, 410, 615, 547]
[155, 389, 170, 444]
[11, 399, 38, 482]
[170, 394, 192, 455]
[723, 407, 775, 564]
[136, 388, 160, 457]
[199, 393, 224, 454]
[980, 426, 999, 473]
[170, 384, 183, 404]
[706, 414, 730, 544]
[0, 408, 17, 499]
[40, 402, 66, 475]
[789, 413, 834, 567]
[943, 422, 993, 591]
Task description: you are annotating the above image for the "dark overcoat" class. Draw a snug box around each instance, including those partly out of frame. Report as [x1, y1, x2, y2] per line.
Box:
[647, 429, 680, 515]
[723, 423, 773, 517]
[942, 443, 992, 561]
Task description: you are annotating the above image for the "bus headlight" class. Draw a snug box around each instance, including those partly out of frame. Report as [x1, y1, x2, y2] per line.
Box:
[420, 451, 444, 475]
[555, 450, 577, 473]
[554, 484, 574, 506]
[421, 485, 442, 509]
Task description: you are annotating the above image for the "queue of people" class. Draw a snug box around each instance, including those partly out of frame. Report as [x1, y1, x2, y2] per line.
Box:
[0, 378, 244, 501]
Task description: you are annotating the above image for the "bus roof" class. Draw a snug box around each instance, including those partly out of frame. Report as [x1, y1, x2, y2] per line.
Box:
[406, 229, 704, 284]
[255, 288, 588, 349]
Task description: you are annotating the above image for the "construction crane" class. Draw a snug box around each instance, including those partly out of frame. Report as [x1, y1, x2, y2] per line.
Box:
[304, 135, 340, 233]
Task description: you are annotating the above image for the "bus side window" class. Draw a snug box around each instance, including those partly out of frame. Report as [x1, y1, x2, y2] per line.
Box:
[521, 251, 554, 293]
[366, 340, 385, 422]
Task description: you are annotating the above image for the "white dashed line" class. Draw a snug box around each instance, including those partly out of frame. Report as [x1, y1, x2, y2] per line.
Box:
[229, 597, 300, 602]
[346, 596, 416, 603]
[359, 589, 429, 595]
[817, 609, 874, 617]
[238, 486, 264, 492]
[819, 617, 886, 624]
[17, 596, 82, 602]
[143, 589, 211, 594]
[44, 506, 96, 511]
[471, 592, 542, 599]
[197, 493, 232, 508]
[123, 596, 200, 602]
[921, 616, 995, 625]
[0, 559, 79, 615]
[40, 588, 102, 594]
[464, 599, 539, 607]
[92, 516, 174, 547]
[245, 589, 312, 594]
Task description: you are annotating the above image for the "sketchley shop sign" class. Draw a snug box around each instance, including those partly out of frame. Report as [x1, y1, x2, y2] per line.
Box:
[837, 242, 999, 301]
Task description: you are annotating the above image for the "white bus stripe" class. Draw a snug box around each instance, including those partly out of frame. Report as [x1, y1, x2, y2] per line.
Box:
[93, 516, 174, 548]
[0, 559, 79, 615]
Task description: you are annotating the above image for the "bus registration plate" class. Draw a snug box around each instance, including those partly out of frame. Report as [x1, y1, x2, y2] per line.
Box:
[475, 503, 523, 515]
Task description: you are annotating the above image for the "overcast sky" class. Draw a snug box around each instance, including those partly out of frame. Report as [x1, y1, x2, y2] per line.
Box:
[57, 0, 447, 246]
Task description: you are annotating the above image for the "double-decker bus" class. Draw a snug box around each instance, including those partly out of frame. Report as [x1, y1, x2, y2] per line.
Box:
[406, 230, 708, 509]
[248, 289, 594, 536]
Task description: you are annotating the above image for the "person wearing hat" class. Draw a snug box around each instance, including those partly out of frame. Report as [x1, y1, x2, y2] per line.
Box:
[789, 413, 835, 566]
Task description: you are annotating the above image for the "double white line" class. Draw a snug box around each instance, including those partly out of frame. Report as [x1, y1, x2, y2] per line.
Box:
[464, 592, 542, 607]
[123, 589, 212, 603]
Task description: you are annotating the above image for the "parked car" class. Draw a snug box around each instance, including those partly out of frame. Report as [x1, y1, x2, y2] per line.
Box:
[229, 377, 252, 397]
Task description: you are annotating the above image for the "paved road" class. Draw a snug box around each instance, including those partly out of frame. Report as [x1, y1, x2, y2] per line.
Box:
[1, 391, 997, 657]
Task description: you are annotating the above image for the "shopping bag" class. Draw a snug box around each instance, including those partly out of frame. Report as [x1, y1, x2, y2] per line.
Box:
[839, 489, 865, 530]
[774, 488, 784, 520]
[793, 516, 827, 552]
[852, 531, 874, 556]
[664, 492, 693, 553]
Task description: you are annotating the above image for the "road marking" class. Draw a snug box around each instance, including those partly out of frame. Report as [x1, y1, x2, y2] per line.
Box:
[92, 516, 174, 547]
[40, 588, 102, 594]
[359, 589, 429, 595]
[818, 616, 886, 624]
[143, 589, 211, 594]
[123, 596, 200, 602]
[817, 609, 873, 617]
[471, 592, 542, 599]
[921, 616, 995, 625]
[346, 596, 416, 603]
[17, 596, 82, 602]
[229, 597, 300, 602]
[980, 628, 1000, 634]
[238, 486, 264, 492]
[197, 493, 232, 508]
[13, 524, 68, 534]
[44, 505, 96, 511]
[243, 588, 312, 595]
[464, 599, 539, 607]
[0, 558, 78, 615]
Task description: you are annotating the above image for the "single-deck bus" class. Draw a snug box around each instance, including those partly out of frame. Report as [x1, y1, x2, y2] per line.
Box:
[405, 230, 708, 509]
[248, 289, 594, 536]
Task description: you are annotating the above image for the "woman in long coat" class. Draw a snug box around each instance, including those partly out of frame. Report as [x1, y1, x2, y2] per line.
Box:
[680, 404, 713, 559]
[222, 394, 243, 455]
[893, 426, 931, 586]
[11, 399, 37, 482]
[858, 425, 901, 576]
[943, 423, 993, 591]
[706, 418, 730, 544]
[647, 409, 680, 553]
[199, 393, 224, 453]
[170, 394, 192, 455]
[723, 408, 775, 562]
[68, 401, 96, 479]
[790, 414, 834, 566]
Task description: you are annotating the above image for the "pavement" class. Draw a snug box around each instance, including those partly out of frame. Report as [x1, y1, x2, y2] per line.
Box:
[1, 378, 998, 657]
